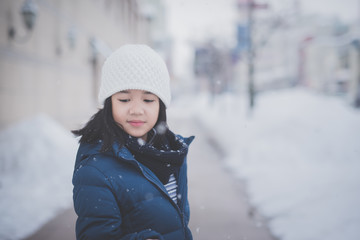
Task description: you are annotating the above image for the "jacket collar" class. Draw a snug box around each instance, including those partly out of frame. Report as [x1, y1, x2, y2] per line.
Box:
[113, 133, 194, 161]
[75, 134, 195, 166]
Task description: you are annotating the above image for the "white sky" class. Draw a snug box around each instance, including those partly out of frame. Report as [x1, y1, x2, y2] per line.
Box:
[165, 0, 237, 44]
[166, 0, 359, 40]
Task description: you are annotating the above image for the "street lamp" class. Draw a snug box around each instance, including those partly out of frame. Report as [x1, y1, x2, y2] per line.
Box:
[8, 0, 38, 43]
[21, 0, 37, 30]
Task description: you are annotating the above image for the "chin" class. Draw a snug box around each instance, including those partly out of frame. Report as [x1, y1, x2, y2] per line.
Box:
[129, 132, 146, 139]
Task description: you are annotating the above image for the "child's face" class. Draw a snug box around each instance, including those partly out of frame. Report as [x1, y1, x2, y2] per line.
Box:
[111, 89, 160, 141]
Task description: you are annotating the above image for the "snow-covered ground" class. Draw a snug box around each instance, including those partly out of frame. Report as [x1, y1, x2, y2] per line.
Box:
[1, 88, 359, 240]
[0, 114, 77, 240]
[170, 87, 360, 240]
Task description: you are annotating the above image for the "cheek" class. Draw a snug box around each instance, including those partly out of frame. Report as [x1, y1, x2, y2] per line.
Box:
[151, 105, 160, 123]
[112, 104, 125, 125]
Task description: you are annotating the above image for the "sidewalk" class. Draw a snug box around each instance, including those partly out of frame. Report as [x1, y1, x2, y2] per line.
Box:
[24, 208, 76, 240]
[172, 116, 276, 240]
[24, 116, 276, 240]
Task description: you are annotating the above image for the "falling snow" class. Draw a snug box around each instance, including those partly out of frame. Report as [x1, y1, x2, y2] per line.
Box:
[1, 88, 359, 240]
[155, 121, 168, 135]
[170, 88, 360, 240]
[137, 138, 146, 146]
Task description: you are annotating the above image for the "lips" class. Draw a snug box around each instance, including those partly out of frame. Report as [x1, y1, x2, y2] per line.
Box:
[128, 120, 145, 127]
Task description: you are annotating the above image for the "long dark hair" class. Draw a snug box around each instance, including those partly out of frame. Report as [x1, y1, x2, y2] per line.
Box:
[72, 97, 168, 152]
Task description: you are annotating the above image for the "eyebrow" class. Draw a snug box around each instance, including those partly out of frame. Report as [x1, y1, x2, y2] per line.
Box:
[119, 90, 130, 94]
[118, 90, 154, 95]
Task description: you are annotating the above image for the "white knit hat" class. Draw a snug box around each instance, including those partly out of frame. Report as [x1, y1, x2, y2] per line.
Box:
[98, 44, 171, 107]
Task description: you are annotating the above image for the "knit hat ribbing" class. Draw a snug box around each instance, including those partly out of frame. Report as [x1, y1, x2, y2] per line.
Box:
[98, 44, 171, 107]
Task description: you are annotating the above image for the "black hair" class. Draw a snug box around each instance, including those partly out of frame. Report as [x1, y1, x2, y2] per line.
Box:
[72, 97, 168, 152]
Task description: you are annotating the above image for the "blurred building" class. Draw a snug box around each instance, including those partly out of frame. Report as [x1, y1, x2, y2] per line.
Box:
[0, 0, 169, 130]
[300, 19, 360, 106]
[193, 41, 234, 96]
[233, 0, 360, 108]
[138, 0, 172, 77]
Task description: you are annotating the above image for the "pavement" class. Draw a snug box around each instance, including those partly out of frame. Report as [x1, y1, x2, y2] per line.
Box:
[24, 116, 276, 240]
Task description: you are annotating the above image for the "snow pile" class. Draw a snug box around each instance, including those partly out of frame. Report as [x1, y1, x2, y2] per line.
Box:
[171, 88, 360, 240]
[0, 114, 78, 240]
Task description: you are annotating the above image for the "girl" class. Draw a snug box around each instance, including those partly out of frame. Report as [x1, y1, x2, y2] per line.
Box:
[72, 45, 194, 240]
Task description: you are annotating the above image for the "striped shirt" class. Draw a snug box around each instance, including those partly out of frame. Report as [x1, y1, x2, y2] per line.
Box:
[164, 174, 178, 204]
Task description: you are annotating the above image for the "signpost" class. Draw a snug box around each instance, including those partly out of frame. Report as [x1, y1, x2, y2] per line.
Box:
[238, 0, 268, 111]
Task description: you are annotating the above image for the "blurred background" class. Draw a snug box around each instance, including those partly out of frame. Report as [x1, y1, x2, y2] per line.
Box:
[0, 0, 359, 240]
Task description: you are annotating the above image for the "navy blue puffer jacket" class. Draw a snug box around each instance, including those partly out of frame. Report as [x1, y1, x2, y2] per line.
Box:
[72, 134, 194, 240]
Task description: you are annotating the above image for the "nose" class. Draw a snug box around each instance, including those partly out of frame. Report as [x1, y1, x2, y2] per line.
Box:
[129, 101, 144, 115]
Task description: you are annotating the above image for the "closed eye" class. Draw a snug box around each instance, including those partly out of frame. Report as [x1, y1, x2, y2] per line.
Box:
[144, 99, 155, 103]
[118, 99, 130, 103]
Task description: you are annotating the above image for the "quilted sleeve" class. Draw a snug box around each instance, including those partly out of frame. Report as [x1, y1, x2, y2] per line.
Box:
[73, 164, 164, 240]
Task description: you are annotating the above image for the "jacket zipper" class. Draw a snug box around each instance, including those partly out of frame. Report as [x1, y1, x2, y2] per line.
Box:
[130, 160, 187, 237]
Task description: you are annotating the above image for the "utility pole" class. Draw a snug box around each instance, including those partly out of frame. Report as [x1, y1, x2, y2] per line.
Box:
[240, 0, 268, 111]
[247, 0, 255, 109]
